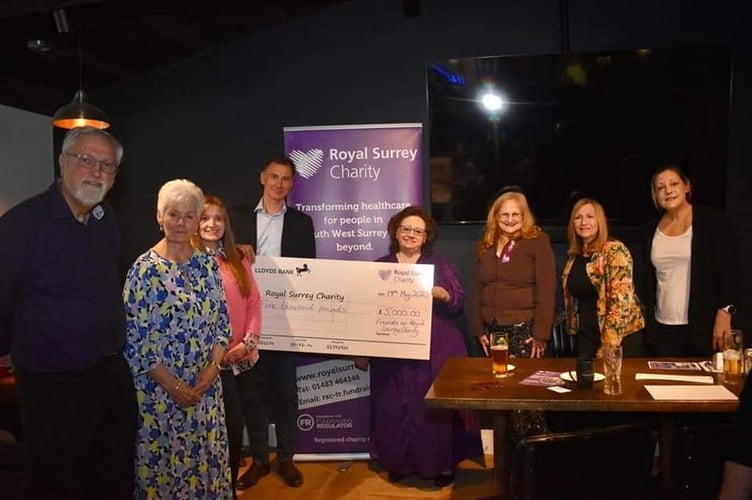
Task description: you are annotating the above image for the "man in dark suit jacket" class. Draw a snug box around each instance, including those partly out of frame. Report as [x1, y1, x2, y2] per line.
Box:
[230, 157, 315, 490]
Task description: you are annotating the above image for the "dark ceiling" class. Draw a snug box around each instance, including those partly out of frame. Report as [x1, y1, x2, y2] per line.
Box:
[0, 0, 349, 117]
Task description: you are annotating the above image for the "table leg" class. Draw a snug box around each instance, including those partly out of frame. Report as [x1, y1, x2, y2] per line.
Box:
[660, 413, 676, 488]
[492, 410, 514, 499]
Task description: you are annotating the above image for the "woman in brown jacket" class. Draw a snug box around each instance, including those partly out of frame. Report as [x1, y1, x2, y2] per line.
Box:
[472, 190, 557, 359]
[471, 190, 556, 438]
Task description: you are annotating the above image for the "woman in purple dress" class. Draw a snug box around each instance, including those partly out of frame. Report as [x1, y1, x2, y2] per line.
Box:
[356, 206, 481, 488]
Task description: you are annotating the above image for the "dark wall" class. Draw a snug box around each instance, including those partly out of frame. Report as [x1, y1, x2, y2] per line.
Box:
[102, 0, 751, 330]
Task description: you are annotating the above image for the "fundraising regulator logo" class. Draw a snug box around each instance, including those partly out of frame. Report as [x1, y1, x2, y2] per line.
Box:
[297, 413, 315, 432]
[289, 149, 324, 179]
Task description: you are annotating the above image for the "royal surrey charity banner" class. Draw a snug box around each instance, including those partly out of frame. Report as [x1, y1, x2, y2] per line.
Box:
[283, 123, 423, 457]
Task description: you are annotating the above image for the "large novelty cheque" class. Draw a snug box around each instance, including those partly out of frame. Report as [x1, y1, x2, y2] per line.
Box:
[253, 256, 434, 360]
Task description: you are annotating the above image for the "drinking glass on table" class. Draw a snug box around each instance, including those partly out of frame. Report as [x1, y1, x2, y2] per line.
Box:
[490, 332, 510, 378]
[744, 348, 752, 377]
[602, 345, 623, 395]
[723, 329, 743, 385]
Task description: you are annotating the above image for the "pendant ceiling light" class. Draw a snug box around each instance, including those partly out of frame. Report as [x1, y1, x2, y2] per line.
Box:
[52, 25, 110, 130]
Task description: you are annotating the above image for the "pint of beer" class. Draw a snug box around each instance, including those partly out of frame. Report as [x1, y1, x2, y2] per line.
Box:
[490, 332, 510, 378]
[723, 330, 743, 385]
[724, 349, 742, 385]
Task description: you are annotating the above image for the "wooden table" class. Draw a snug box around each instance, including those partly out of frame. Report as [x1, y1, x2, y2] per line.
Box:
[425, 357, 741, 497]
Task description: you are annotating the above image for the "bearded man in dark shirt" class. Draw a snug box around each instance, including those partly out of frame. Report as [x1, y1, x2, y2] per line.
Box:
[0, 126, 137, 499]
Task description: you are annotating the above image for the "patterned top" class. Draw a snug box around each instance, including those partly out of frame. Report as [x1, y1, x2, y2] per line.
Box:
[562, 239, 645, 346]
[123, 248, 232, 499]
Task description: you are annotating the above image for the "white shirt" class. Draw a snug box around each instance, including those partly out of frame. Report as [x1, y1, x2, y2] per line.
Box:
[651, 226, 692, 324]
[254, 199, 286, 257]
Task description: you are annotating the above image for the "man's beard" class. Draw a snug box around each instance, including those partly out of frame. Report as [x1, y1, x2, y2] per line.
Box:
[73, 181, 106, 207]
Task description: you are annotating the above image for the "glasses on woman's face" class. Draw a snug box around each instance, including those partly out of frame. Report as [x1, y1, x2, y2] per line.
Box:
[497, 212, 522, 221]
[398, 225, 426, 236]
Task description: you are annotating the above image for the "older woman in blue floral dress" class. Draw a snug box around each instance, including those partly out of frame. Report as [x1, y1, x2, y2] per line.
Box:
[123, 179, 232, 498]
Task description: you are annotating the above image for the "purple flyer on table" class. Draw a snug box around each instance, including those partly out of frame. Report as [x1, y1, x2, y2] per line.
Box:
[520, 370, 566, 387]
[647, 361, 702, 371]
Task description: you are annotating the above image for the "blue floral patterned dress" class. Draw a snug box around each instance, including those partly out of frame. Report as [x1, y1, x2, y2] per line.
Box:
[123, 249, 233, 499]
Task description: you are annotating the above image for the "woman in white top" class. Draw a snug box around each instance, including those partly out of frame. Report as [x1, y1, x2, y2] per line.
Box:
[644, 166, 739, 357]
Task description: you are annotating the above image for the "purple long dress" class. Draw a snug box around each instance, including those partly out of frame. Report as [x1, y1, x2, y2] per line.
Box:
[370, 253, 482, 477]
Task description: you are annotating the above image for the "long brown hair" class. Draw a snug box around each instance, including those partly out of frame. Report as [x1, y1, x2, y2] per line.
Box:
[476, 191, 541, 257]
[566, 198, 609, 256]
[193, 195, 252, 297]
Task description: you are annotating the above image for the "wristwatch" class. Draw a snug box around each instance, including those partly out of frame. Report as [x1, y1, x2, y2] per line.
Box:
[721, 305, 738, 315]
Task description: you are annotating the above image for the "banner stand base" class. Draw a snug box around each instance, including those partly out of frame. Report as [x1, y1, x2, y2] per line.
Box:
[294, 452, 371, 462]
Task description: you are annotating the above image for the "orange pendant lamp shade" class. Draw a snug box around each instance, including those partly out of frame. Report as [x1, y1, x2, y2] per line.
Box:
[52, 89, 110, 129]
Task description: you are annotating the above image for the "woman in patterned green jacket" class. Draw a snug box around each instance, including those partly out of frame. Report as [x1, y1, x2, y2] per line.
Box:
[561, 197, 645, 358]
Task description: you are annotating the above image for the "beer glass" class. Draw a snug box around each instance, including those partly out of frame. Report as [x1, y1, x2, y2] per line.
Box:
[723, 330, 743, 385]
[744, 348, 752, 377]
[490, 332, 510, 378]
[602, 345, 623, 395]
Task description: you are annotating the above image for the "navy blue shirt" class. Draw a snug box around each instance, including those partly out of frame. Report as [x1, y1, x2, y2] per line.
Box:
[0, 183, 126, 372]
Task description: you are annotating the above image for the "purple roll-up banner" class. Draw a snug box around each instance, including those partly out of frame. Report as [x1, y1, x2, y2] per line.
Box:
[284, 123, 423, 458]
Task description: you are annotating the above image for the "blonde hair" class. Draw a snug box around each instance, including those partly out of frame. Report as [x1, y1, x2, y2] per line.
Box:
[566, 198, 609, 256]
[476, 191, 541, 257]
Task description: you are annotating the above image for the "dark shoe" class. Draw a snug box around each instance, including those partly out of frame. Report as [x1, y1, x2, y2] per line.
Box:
[433, 472, 455, 488]
[387, 471, 407, 483]
[278, 460, 303, 487]
[237, 461, 271, 490]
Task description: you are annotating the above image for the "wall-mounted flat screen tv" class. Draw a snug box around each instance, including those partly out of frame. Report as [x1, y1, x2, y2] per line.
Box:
[426, 46, 731, 225]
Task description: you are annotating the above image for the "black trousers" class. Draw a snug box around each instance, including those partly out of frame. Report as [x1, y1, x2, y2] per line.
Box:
[220, 368, 254, 492]
[244, 351, 299, 463]
[15, 353, 137, 500]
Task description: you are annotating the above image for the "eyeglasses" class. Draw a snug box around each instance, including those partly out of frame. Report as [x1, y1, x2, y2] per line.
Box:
[64, 152, 118, 173]
[498, 212, 522, 221]
[398, 226, 426, 236]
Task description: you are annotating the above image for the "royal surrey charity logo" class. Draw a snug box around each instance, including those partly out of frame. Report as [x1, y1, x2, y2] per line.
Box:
[378, 269, 392, 281]
[289, 148, 324, 179]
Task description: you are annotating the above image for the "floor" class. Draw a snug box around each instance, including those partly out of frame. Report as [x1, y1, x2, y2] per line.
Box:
[236, 455, 497, 500]
[234, 452, 703, 500]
